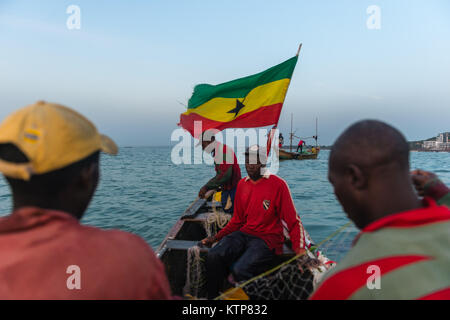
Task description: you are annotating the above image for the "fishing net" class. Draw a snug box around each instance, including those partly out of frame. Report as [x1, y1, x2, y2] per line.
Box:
[315, 224, 356, 263]
[183, 245, 206, 298]
[183, 220, 355, 300]
[237, 254, 319, 300]
[220, 223, 355, 300]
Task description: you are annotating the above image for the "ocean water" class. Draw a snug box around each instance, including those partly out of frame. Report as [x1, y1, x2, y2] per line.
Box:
[0, 148, 449, 262]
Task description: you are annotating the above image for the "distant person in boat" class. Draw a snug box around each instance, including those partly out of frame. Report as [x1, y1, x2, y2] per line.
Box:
[201, 145, 307, 299]
[0, 101, 171, 299]
[310, 120, 450, 300]
[279, 133, 284, 148]
[197, 131, 241, 214]
[297, 139, 306, 153]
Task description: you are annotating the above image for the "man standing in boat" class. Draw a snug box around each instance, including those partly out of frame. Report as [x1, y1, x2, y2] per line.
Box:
[198, 131, 241, 214]
[279, 133, 284, 148]
[201, 145, 307, 299]
[297, 139, 306, 153]
[310, 120, 450, 300]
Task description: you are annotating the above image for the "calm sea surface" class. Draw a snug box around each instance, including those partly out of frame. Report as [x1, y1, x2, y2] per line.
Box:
[0, 148, 449, 261]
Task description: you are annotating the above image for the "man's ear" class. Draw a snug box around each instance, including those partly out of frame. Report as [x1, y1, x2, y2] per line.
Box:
[79, 162, 99, 189]
[346, 164, 367, 190]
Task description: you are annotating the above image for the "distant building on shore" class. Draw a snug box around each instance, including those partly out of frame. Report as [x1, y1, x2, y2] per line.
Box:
[422, 132, 450, 151]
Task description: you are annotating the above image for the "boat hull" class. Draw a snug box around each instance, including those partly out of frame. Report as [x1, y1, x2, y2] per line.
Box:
[279, 148, 319, 160]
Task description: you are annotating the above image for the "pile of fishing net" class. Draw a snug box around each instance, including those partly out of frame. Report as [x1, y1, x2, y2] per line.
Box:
[232, 224, 355, 300]
[219, 247, 336, 300]
[183, 223, 354, 300]
[183, 245, 336, 300]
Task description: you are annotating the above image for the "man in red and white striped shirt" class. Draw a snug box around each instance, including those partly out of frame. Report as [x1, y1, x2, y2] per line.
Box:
[309, 120, 450, 300]
[201, 145, 306, 299]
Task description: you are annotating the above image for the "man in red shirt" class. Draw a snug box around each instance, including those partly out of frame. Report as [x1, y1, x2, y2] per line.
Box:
[309, 120, 450, 300]
[198, 132, 241, 213]
[201, 145, 306, 299]
[279, 133, 284, 148]
[0, 101, 171, 299]
[297, 139, 306, 153]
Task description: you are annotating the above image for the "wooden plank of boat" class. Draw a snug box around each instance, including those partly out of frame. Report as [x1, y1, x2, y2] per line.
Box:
[167, 238, 294, 255]
[206, 201, 222, 208]
[182, 198, 206, 219]
[182, 212, 210, 222]
[156, 219, 184, 257]
[165, 240, 209, 252]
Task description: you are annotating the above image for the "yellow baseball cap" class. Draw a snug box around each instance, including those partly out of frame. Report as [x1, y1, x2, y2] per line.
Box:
[0, 101, 118, 181]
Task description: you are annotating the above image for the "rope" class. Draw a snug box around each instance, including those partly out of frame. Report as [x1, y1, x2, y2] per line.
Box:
[184, 245, 207, 298]
[214, 221, 352, 300]
[183, 245, 202, 297]
[203, 191, 232, 237]
[206, 211, 231, 229]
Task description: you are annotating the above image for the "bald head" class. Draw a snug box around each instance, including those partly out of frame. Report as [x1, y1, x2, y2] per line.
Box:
[328, 120, 418, 229]
[330, 120, 410, 174]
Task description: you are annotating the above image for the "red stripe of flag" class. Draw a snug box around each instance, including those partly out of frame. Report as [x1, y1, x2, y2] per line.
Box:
[179, 103, 283, 138]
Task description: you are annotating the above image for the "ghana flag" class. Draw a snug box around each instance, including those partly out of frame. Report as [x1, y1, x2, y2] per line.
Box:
[179, 55, 299, 137]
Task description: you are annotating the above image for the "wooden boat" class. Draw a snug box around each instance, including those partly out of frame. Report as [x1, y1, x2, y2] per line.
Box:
[279, 115, 320, 161]
[157, 192, 332, 300]
[279, 148, 320, 160]
[156, 194, 214, 298]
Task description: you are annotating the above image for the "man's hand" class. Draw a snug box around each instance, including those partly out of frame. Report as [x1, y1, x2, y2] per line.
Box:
[411, 169, 439, 197]
[200, 236, 217, 248]
[198, 186, 208, 199]
[411, 169, 449, 201]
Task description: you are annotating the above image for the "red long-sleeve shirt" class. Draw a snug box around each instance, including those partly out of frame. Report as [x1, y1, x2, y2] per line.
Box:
[0, 207, 172, 299]
[215, 174, 306, 254]
[205, 142, 241, 191]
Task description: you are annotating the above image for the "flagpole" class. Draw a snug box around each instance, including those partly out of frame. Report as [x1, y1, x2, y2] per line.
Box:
[274, 43, 302, 127]
[296, 43, 302, 56]
[290, 113, 293, 152]
[316, 117, 318, 148]
[267, 43, 303, 156]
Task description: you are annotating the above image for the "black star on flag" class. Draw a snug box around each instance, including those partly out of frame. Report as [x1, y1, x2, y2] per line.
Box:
[227, 99, 245, 118]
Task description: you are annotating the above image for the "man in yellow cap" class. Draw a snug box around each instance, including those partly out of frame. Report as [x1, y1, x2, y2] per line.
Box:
[0, 101, 171, 299]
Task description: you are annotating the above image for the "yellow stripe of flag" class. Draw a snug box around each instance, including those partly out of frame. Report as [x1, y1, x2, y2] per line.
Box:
[182, 78, 291, 122]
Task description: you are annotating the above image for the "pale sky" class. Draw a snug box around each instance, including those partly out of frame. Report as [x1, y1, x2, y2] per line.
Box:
[0, 0, 449, 146]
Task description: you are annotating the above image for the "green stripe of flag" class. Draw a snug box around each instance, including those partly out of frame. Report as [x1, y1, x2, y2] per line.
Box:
[187, 56, 298, 109]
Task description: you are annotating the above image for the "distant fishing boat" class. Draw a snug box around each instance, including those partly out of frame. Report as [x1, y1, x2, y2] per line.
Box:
[279, 114, 320, 160]
[279, 148, 319, 160]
